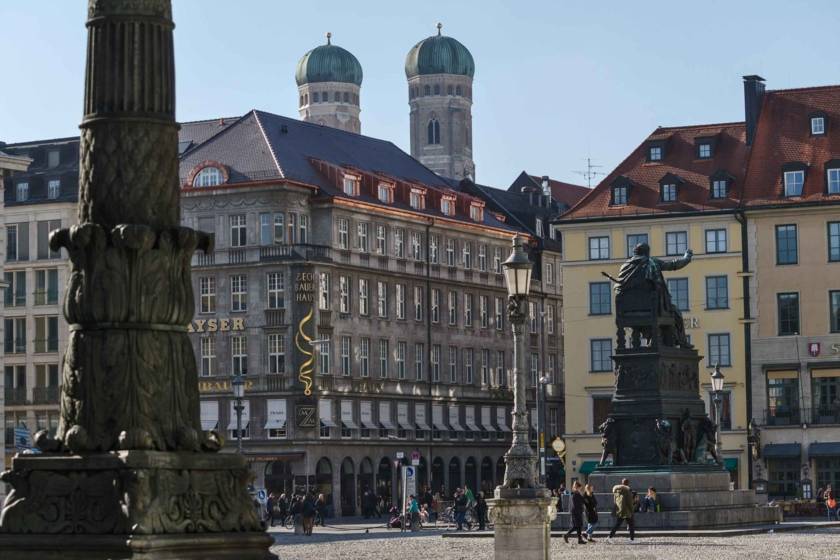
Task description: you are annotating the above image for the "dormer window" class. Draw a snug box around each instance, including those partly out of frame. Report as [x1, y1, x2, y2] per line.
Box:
[698, 143, 711, 159]
[825, 160, 840, 194]
[782, 162, 807, 197]
[811, 115, 826, 135]
[612, 185, 628, 205]
[711, 179, 728, 199]
[47, 149, 60, 168]
[440, 196, 456, 217]
[710, 170, 733, 199]
[194, 166, 223, 187]
[16, 182, 29, 202]
[410, 188, 426, 210]
[469, 203, 484, 222]
[661, 183, 677, 202]
[377, 183, 394, 204]
[342, 174, 360, 197]
[535, 218, 544, 237]
[649, 146, 662, 161]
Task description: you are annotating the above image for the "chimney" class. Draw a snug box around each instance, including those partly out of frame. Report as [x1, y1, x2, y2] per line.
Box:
[743, 75, 766, 146]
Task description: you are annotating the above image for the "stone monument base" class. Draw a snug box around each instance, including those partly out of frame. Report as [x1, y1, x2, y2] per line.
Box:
[0, 451, 274, 559]
[555, 466, 781, 530]
[489, 488, 555, 560]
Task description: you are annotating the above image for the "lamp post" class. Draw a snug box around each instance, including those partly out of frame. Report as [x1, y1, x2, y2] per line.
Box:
[537, 374, 549, 486]
[232, 374, 245, 454]
[710, 364, 725, 461]
[500, 235, 538, 489]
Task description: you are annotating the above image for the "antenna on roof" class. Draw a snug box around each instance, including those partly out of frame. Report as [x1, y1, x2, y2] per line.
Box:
[437, 22, 442, 35]
[326, 31, 332, 45]
[573, 157, 606, 188]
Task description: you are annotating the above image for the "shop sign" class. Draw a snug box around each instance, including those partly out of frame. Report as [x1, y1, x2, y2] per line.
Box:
[296, 404, 317, 428]
[295, 272, 315, 302]
[684, 316, 700, 329]
[809, 342, 821, 357]
[187, 317, 245, 333]
[198, 379, 254, 393]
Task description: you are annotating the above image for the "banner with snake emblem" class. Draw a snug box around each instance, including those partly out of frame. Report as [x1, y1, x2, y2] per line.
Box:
[295, 307, 315, 396]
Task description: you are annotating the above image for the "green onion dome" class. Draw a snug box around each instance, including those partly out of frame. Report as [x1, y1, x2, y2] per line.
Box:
[405, 24, 475, 79]
[295, 33, 363, 87]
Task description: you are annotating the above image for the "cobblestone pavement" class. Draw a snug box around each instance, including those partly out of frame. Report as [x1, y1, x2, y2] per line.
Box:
[269, 527, 840, 560]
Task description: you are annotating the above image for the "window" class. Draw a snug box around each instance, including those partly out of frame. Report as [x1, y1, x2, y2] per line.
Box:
[410, 190, 424, 210]
[707, 333, 731, 367]
[667, 278, 689, 311]
[666, 231, 688, 255]
[705, 229, 727, 253]
[481, 349, 490, 385]
[589, 282, 611, 315]
[229, 215, 246, 247]
[592, 396, 612, 432]
[6, 225, 17, 261]
[545, 262, 554, 285]
[767, 373, 799, 420]
[649, 146, 662, 161]
[4, 318, 26, 353]
[470, 205, 483, 222]
[340, 336, 351, 376]
[199, 276, 216, 313]
[831, 291, 840, 333]
[816, 458, 840, 497]
[198, 337, 215, 377]
[32, 269, 58, 306]
[661, 183, 677, 202]
[414, 343, 424, 380]
[626, 233, 648, 257]
[411, 232, 423, 261]
[590, 339, 612, 372]
[427, 119, 441, 144]
[612, 185, 627, 205]
[535, 218, 544, 238]
[588, 236, 610, 260]
[547, 354, 557, 384]
[496, 351, 506, 387]
[268, 334, 285, 374]
[530, 303, 538, 335]
[441, 198, 454, 216]
[495, 297, 504, 331]
[775, 224, 798, 265]
[777, 293, 800, 335]
[396, 341, 407, 379]
[271, 214, 284, 244]
[529, 353, 538, 386]
[462, 241, 472, 269]
[36, 220, 61, 259]
[343, 175, 358, 196]
[339, 275, 350, 314]
[431, 345, 441, 382]
[698, 143, 712, 159]
[431, 289, 440, 323]
[6, 223, 29, 262]
[287, 213, 298, 244]
[357, 222, 369, 253]
[480, 295, 489, 328]
[546, 304, 555, 334]
[318, 272, 330, 310]
[34, 316, 59, 353]
[828, 168, 840, 194]
[478, 244, 487, 271]
[705, 276, 728, 309]
[430, 235, 439, 264]
[230, 274, 247, 311]
[47, 179, 61, 199]
[16, 182, 29, 201]
[4, 271, 25, 307]
[359, 279, 369, 315]
[446, 239, 456, 266]
[360, 338, 370, 377]
[464, 294, 473, 327]
[338, 218, 349, 249]
[376, 225, 387, 255]
[414, 286, 423, 321]
[448, 346, 457, 383]
[394, 229, 405, 258]
[376, 281, 388, 318]
[448, 291, 457, 326]
[378, 339, 389, 378]
[493, 247, 502, 273]
[377, 183, 393, 203]
[319, 337, 330, 375]
[464, 349, 474, 384]
[47, 149, 60, 168]
[231, 336, 248, 375]
[396, 284, 406, 319]
[709, 391, 732, 430]
[812, 116, 826, 135]
[711, 179, 728, 199]
[784, 170, 805, 197]
[768, 459, 800, 499]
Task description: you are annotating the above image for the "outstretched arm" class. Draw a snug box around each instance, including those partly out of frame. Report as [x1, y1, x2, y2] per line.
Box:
[659, 250, 693, 271]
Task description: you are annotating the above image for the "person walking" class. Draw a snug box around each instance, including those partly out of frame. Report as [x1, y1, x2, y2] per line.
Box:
[583, 483, 599, 542]
[301, 494, 316, 536]
[608, 478, 636, 543]
[266, 493, 276, 527]
[315, 493, 328, 527]
[290, 496, 305, 535]
[475, 491, 489, 530]
[407, 494, 421, 531]
[454, 488, 468, 530]
[563, 481, 587, 544]
[825, 485, 838, 521]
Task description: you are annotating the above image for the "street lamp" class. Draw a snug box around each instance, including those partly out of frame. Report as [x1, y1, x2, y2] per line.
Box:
[232, 374, 245, 454]
[537, 375, 550, 486]
[500, 235, 538, 489]
[710, 363, 725, 461]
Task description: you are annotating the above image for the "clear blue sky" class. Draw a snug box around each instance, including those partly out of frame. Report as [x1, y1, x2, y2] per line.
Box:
[2, 0, 839, 188]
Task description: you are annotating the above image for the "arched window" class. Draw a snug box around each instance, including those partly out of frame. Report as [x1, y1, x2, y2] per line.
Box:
[304, 93, 309, 105]
[322, 91, 328, 102]
[335, 91, 341, 102]
[424, 85, 431, 96]
[313, 91, 320, 103]
[299, 95, 304, 107]
[343, 91, 350, 103]
[427, 119, 441, 145]
[456, 85, 462, 96]
[194, 166, 223, 187]
[447, 85, 453, 95]
[433, 84, 440, 95]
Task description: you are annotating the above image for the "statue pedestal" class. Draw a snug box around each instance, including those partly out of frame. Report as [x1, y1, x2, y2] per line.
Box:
[0, 451, 274, 559]
[488, 488, 555, 560]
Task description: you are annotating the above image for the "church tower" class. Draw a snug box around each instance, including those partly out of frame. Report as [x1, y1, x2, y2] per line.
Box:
[296, 33, 363, 133]
[405, 24, 475, 180]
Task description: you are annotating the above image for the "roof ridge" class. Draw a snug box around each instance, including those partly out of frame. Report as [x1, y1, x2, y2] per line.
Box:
[767, 83, 840, 95]
[179, 112, 251, 158]
[652, 121, 745, 132]
[4, 136, 80, 147]
[180, 116, 241, 125]
[252, 110, 286, 179]
[252, 109, 402, 149]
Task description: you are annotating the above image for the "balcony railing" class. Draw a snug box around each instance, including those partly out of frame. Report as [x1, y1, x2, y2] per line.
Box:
[763, 406, 840, 426]
[264, 308, 287, 327]
[5, 386, 28, 405]
[809, 406, 840, 425]
[192, 244, 331, 267]
[32, 386, 61, 404]
[763, 407, 802, 426]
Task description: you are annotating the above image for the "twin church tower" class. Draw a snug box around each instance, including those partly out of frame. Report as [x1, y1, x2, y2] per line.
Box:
[295, 24, 476, 181]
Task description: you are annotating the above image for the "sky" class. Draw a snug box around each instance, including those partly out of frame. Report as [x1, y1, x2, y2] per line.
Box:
[2, 0, 840, 188]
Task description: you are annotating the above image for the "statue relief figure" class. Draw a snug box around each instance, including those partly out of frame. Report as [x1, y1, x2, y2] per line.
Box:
[697, 416, 722, 464]
[598, 417, 618, 466]
[678, 409, 697, 464]
[612, 243, 693, 348]
[655, 418, 673, 465]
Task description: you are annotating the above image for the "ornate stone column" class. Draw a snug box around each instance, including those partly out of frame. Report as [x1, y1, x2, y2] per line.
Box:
[0, 2, 272, 558]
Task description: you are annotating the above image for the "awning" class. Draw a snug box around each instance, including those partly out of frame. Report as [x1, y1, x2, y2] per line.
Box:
[530, 408, 538, 430]
[397, 402, 413, 430]
[812, 369, 840, 378]
[763, 443, 801, 458]
[809, 442, 840, 457]
[200, 400, 219, 431]
[432, 404, 448, 431]
[379, 402, 396, 430]
[415, 404, 431, 431]
[264, 399, 287, 430]
[448, 405, 464, 431]
[465, 406, 481, 432]
[360, 401, 378, 429]
[340, 400, 359, 430]
[226, 399, 250, 430]
[579, 461, 599, 475]
[319, 399, 337, 428]
[496, 407, 511, 432]
[723, 458, 738, 472]
[480, 406, 493, 431]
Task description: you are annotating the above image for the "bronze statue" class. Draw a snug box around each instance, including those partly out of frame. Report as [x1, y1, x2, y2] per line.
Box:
[748, 418, 762, 461]
[655, 418, 673, 465]
[697, 416, 722, 464]
[598, 417, 618, 466]
[678, 410, 697, 463]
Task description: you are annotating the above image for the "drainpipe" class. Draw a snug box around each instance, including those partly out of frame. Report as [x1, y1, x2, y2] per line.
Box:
[735, 209, 754, 488]
[426, 219, 434, 490]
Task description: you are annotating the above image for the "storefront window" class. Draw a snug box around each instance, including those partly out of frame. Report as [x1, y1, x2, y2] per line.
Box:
[816, 457, 840, 493]
[767, 458, 800, 499]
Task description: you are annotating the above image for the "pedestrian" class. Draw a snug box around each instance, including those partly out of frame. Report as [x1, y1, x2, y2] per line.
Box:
[301, 494, 316, 535]
[825, 485, 838, 521]
[563, 481, 587, 544]
[277, 493, 288, 526]
[583, 483, 598, 542]
[407, 494, 421, 531]
[475, 491, 488, 531]
[266, 493, 276, 527]
[454, 488, 468, 530]
[608, 478, 636, 543]
[640, 487, 660, 513]
[432, 490, 442, 524]
[290, 496, 304, 535]
[464, 485, 475, 507]
[315, 493, 328, 527]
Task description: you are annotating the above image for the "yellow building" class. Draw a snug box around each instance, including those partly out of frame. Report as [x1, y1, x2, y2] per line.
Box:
[556, 122, 751, 489]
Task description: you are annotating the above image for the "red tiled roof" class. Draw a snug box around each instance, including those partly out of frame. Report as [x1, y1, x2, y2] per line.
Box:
[742, 85, 840, 206]
[560, 122, 747, 220]
[526, 174, 591, 206]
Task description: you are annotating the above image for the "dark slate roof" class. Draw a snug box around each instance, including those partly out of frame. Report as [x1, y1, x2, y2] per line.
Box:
[179, 117, 238, 155]
[1, 137, 80, 206]
[508, 171, 590, 209]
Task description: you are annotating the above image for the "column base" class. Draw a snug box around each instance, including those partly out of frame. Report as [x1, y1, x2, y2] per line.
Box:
[488, 487, 555, 560]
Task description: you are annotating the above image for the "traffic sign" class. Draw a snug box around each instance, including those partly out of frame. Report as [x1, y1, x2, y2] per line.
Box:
[410, 450, 421, 466]
[14, 426, 32, 451]
[396, 451, 405, 459]
[256, 489, 268, 504]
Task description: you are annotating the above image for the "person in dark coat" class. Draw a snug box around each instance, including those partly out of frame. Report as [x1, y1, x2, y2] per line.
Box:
[563, 481, 587, 544]
[453, 489, 469, 530]
[582, 483, 598, 542]
[474, 492, 489, 530]
[301, 495, 315, 535]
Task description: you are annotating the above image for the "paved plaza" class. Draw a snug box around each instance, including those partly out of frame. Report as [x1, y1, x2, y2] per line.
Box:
[268, 524, 840, 560]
